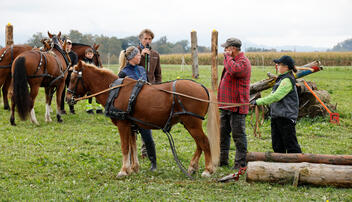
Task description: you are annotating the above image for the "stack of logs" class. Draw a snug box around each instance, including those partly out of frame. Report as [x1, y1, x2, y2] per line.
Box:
[246, 152, 352, 187]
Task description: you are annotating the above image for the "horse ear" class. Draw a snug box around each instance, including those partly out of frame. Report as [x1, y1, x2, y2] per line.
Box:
[77, 60, 83, 70]
[48, 31, 53, 38]
[57, 32, 61, 39]
[62, 40, 67, 51]
[95, 44, 100, 50]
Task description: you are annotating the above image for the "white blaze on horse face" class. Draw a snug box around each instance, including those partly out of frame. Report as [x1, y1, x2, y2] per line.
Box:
[45, 103, 52, 122]
[30, 108, 39, 125]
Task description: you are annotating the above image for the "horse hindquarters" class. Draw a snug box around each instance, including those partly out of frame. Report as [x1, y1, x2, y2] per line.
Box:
[11, 57, 31, 124]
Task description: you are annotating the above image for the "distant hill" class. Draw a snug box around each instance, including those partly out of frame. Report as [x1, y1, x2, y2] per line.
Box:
[242, 41, 327, 52]
[329, 38, 352, 51]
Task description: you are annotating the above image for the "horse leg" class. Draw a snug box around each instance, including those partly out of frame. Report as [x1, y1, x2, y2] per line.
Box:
[115, 121, 133, 177]
[55, 81, 65, 123]
[129, 131, 139, 173]
[2, 75, 11, 110]
[181, 117, 214, 177]
[29, 86, 40, 125]
[10, 92, 16, 126]
[44, 87, 53, 122]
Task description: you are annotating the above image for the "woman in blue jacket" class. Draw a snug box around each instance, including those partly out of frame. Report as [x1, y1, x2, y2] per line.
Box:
[117, 46, 157, 171]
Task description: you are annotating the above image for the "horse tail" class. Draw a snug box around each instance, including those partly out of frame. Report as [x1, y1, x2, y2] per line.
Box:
[206, 89, 220, 167]
[13, 56, 31, 120]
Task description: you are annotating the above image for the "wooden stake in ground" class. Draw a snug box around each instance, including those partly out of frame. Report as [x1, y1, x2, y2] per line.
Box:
[211, 30, 218, 90]
[191, 30, 199, 79]
[246, 161, 352, 187]
[247, 152, 352, 165]
[5, 23, 14, 46]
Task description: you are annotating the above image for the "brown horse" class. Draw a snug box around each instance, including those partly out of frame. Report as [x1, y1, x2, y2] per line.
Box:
[66, 61, 220, 177]
[71, 43, 102, 67]
[0, 44, 32, 110]
[10, 32, 70, 125]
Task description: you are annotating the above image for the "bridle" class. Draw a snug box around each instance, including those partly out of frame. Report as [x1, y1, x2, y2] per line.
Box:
[66, 68, 87, 105]
[92, 49, 102, 67]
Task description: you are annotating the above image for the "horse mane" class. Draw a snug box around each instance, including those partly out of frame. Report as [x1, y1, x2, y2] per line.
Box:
[72, 43, 93, 49]
[81, 62, 115, 77]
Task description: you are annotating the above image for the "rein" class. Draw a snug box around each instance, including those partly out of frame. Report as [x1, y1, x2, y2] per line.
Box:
[73, 79, 250, 108]
[73, 81, 132, 102]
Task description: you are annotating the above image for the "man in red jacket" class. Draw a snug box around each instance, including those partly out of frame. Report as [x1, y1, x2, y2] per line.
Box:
[218, 37, 251, 170]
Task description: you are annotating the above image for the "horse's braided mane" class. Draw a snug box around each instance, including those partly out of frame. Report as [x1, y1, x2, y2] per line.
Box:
[83, 62, 115, 76]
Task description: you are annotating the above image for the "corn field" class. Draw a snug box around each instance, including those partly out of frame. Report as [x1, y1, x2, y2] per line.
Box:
[160, 52, 352, 66]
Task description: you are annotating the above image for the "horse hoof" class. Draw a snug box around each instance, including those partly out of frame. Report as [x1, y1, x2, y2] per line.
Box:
[117, 171, 128, 178]
[188, 168, 196, 175]
[57, 115, 63, 123]
[201, 171, 211, 177]
[30, 120, 40, 125]
[4, 105, 10, 110]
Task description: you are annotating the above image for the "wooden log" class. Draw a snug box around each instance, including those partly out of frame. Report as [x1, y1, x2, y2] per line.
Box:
[5, 23, 14, 46]
[249, 61, 323, 95]
[191, 30, 199, 79]
[211, 30, 218, 90]
[246, 161, 352, 187]
[247, 152, 352, 165]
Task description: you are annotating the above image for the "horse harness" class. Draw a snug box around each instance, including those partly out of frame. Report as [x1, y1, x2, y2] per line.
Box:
[0, 45, 14, 69]
[28, 44, 70, 88]
[104, 78, 207, 133]
[104, 78, 209, 179]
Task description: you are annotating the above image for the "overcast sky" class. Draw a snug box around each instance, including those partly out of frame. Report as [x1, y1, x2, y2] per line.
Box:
[1, 0, 351, 49]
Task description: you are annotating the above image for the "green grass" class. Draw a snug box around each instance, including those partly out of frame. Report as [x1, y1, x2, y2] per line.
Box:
[0, 64, 351, 201]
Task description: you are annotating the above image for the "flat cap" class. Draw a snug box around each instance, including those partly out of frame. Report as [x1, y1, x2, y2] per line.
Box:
[221, 37, 242, 48]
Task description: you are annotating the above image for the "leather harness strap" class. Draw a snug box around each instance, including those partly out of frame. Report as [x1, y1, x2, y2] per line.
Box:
[105, 79, 206, 131]
[0, 45, 14, 69]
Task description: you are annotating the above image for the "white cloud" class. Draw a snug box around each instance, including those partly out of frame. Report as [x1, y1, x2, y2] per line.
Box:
[0, 0, 351, 48]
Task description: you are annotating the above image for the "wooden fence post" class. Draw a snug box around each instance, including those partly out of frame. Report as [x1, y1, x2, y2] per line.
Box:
[5, 23, 14, 46]
[211, 30, 218, 90]
[191, 30, 199, 78]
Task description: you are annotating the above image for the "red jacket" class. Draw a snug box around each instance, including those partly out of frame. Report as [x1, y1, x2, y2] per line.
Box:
[217, 52, 251, 114]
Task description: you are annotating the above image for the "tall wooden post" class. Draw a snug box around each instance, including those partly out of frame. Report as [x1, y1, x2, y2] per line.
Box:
[5, 23, 14, 46]
[191, 30, 199, 78]
[211, 30, 218, 90]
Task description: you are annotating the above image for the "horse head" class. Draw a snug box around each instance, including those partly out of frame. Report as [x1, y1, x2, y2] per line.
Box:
[47, 31, 63, 49]
[66, 60, 88, 105]
[92, 43, 103, 67]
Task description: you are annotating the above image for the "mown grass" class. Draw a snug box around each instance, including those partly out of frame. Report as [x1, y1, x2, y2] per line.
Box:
[0, 64, 351, 201]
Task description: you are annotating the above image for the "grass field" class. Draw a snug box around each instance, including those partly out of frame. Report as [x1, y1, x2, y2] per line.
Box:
[0, 64, 351, 201]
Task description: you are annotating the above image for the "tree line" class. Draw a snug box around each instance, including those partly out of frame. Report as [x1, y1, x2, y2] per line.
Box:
[329, 38, 352, 51]
[26, 30, 210, 64]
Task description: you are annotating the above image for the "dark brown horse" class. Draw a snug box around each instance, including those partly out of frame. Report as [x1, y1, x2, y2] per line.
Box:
[66, 61, 220, 177]
[10, 32, 70, 125]
[71, 43, 102, 67]
[0, 44, 32, 110]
